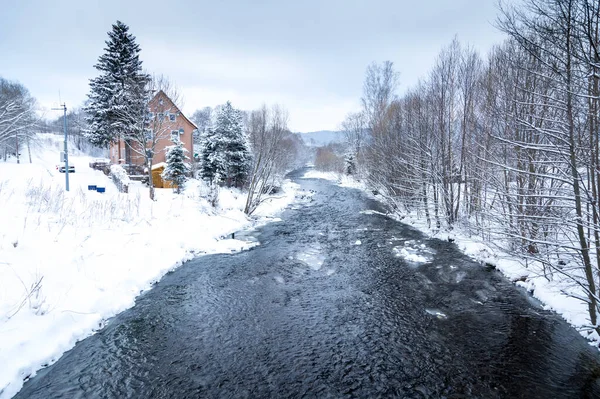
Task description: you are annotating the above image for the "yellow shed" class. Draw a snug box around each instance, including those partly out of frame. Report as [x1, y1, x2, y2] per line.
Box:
[150, 162, 175, 189]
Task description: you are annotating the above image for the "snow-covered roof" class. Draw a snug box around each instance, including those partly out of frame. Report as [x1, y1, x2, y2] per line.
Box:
[151, 162, 167, 170]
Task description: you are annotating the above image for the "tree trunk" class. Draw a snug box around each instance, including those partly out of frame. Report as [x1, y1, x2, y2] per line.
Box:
[147, 158, 155, 200]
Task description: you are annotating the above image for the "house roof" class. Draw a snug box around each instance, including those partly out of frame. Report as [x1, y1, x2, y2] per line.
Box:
[151, 162, 167, 170]
[153, 90, 198, 130]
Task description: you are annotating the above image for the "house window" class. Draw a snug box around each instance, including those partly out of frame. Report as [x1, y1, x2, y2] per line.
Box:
[171, 130, 179, 141]
[147, 112, 154, 120]
[169, 113, 176, 122]
[158, 113, 165, 121]
[144, 129, 153, 141]
[179, 128, 184, 135]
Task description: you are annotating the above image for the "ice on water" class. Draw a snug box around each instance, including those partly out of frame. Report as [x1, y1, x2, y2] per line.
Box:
[455, 271, 467, 283]
[393, 240, 435, 264]
[296, 245, 326, 270]
[359, 209, 387, 216]
[425, 308, 448, 319]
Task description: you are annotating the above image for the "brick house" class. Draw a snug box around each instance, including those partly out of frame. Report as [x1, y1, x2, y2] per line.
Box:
[109, 90, 197, 170]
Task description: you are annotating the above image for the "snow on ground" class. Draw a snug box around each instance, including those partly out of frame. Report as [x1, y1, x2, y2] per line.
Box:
[302, 168, 600, 347]
[0, 134, 298, 399]
[301, 169, 339, 181]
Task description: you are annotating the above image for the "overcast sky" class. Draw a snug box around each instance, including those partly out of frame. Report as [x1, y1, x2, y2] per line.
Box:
[0, 0, 508, 132]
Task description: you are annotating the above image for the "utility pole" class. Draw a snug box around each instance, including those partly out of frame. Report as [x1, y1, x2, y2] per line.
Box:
[52, 103, 69, 191]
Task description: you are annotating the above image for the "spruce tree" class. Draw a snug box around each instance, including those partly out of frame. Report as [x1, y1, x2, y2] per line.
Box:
[212, 102, 251, 187]
[199, 127, 219, 183]
[84, 20, 150, 148]
[162, 138, 189, 194]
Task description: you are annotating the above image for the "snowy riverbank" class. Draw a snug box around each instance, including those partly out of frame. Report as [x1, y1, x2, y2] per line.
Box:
[302, 169, 599, 348]
[0, 134, 298, 398]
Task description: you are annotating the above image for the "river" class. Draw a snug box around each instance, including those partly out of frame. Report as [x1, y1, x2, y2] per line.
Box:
[15, 170, 600, 398]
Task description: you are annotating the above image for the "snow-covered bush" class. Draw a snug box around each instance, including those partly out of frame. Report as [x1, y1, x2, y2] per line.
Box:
[110, 164, 130, 193]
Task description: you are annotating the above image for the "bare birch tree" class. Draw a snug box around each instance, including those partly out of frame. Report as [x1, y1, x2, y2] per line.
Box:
[244, 104, 291, 215]
[0, 77, 38, 161]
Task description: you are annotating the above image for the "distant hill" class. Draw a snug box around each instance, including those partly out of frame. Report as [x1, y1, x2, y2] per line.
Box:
[298, 130, 342, 147]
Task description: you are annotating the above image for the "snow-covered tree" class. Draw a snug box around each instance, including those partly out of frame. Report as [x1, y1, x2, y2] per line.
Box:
[244, 104, 295, 214]
[200, 101, 251, 188]
[199, 126, 219, 183]
[162, 138, 189, 194]
[0, 77, 38, 162]
[341, 111, 366, 174]
[84, 20, 150, 151]
[344, 153, 356, 175]
[191, 106, 212, 155]
[217, 102, 251, 187]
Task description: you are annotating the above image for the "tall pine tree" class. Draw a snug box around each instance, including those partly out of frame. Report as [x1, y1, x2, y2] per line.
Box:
[211, 102, 251, 188]
[84, 21, 150, 149]
[163, 138, 189, 194]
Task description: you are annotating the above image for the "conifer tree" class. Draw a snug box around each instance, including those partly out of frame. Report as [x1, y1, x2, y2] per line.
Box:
[162, 138, 189, 194]
[198, 102, 251, 187]
[84, 21, 150, 149]
[212, 102, 251, 187]
[199, 127, 219, 183]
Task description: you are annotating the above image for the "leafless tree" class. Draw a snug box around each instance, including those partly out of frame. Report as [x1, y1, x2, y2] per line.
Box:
[244, 104, 293, 214]
[342, 0, 600, 336]
[0, 77, 38, 162]
[191, 106, 212, 151]
[361, 61, 399, 134]
[495, 0, 600, 333]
